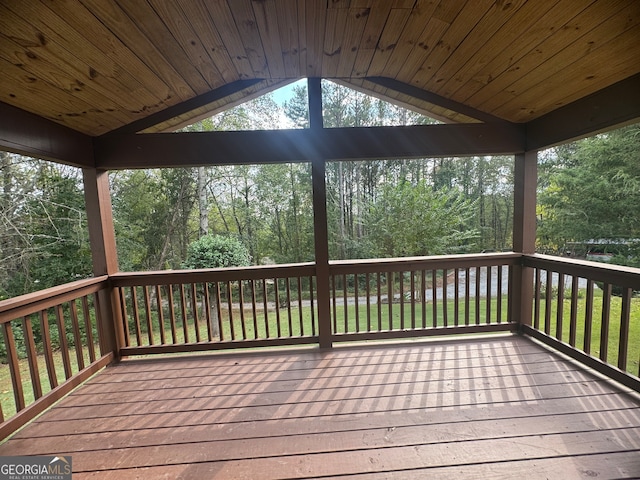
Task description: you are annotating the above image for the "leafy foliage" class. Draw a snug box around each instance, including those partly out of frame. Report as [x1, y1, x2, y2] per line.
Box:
[182, 235, 251, 269]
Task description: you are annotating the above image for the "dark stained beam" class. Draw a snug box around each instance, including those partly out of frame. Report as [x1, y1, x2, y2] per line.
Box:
[526, 73, 640, 150]
[94, 123, 525, 169]
[365, 76, 508, 124]
[104, 79, 264, 136]
[0, 101, 93, 167]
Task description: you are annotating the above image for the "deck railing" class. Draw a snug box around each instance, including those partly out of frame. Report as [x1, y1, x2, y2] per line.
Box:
[329, 253, 520, 341]
[2, 252, 640, 439]
[522, 254, 640, 391]
[110, 263, 319, 355]
[0, 276, 114, 439]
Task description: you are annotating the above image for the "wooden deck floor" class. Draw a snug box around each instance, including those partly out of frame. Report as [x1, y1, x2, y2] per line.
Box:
[2, 334, 640, 479]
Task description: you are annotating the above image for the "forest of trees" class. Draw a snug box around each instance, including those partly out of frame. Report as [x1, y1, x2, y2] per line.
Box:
[1, 81, 639, 300]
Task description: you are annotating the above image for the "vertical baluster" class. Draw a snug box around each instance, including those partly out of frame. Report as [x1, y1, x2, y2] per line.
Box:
[3, 321, 25, 411]
[485, 266, 491, 325]
[55, 305, 72, 379]
[179, 284, 189, 343]
[366, 273, 372, 332]
[296, 277, 304, 336]
[167, 285, 178, 344]
[251, 280, 259, 340]
[286, 278, 293, 336]
[118, 288, 131, 347]
[533, 268, 541, 330]
[410, 271, 416, 330]
[309, 276, 316, 337]
[377, 272, 382, 331]
[262, 279, 270, 339]
[431, 270, 438, 327]
[388, 272, 394, 330]
[496, 266, 503, 324]
[156, 285, 167, 345]
[343, 274, 349, 333]
[191, 283, 201, 342]
[81, 296, 96, 362]
[618, 286, 632, 371]
[474, 267, 481, 326]
[583, 280, 594, 354]
[421, 270, 427, 328]
[354, 273, 360, 333]
[556, 273, 565, 341]
[215, 282, 224, 341]
[39, 310, 58, 389]
[569, 276, 579, 347]
[443, 269, 449, 327]
[600, 283, 612, 362]
[227, 281, 235, 340]
[274, 278, 282, 338]
[69, 300, 85, 369]
[454, 268, 460, 326]
[144, 286, 155, 345]
[544, 270, 552, 335]
[464, 267, 471, 326]
[239, 281, 247, 340]
[22, 315, 43, 399]
[130, 286, 142, 346]
[331, 275, 337, 333]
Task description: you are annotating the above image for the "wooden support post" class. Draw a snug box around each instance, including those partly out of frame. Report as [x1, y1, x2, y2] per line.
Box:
[308, 78, 332, 349]
[83, 168, 123, 359]
[511, 150, 537, 328]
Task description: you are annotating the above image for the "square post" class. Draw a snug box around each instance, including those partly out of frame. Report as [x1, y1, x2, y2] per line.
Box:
[308, 77, 332, 349]
[83, 168, 123, 358]
[511, 150, 537, 328]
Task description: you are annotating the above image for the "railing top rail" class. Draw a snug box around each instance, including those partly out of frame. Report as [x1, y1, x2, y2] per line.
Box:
[110, 262, 317, 287]
[0, 276, 109, 324]
[523, 253, 640, 288]
[329, 252, 522, 274]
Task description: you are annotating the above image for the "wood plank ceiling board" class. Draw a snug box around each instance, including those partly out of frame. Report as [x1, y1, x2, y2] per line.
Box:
[469, 0, 630, 116]
[453, 0, 597, 106]
[409, 0, 496, 90]
[350, 2, 393, 77]
[303, 0, 327, 77]
[380, 0, 442, 80]
[146, 0, 230, 86]
[201, 1, 254, 80]
[16, 0, 173, 109]
[227, 0, 270, 78]
[334, 7, 373, 79]
[78, 0, 196, 102]
[172, 0, 243, 84]
[321, 7, 348, 78]
[113, 0, 211, 95]
[275, 0, 303, 78]
[393, 2, 466, 83]
[494, 6, 640, 122]
[430, 0, 531, 98]
[251, 0, 287, 79]
[366, 8, 413, 77]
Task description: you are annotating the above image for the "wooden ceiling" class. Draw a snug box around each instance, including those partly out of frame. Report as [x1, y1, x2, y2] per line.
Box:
[0, 0, 639, 137]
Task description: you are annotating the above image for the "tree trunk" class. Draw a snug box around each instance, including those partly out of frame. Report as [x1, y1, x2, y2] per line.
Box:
[197, 166, 208, 237]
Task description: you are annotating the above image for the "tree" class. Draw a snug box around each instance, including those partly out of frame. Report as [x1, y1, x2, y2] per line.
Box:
[366, 181, 478, 258]
[538, 124, 640, 254]
[182, 234, 251, 338]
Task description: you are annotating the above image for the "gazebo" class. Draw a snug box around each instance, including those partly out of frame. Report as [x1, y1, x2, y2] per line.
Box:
[1, 1, 640, 477]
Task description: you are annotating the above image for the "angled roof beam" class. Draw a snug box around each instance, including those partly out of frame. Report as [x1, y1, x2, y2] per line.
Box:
[526, 73, 640, 150]
[365, 76, 509, 124]
[94, 123, 525, 170]
[0, 101, 93, 167]
[104, 79, 265, 136]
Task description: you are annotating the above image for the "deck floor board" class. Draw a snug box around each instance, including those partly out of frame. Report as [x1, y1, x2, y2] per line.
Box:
[2, 334, 639, 479]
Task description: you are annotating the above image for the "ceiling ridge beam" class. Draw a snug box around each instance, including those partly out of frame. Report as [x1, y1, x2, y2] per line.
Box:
[364, 76, 509, 124]
[526, 73, 640, 150]
[94, 123, 525, 170]
[103, 79, 265, 136]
